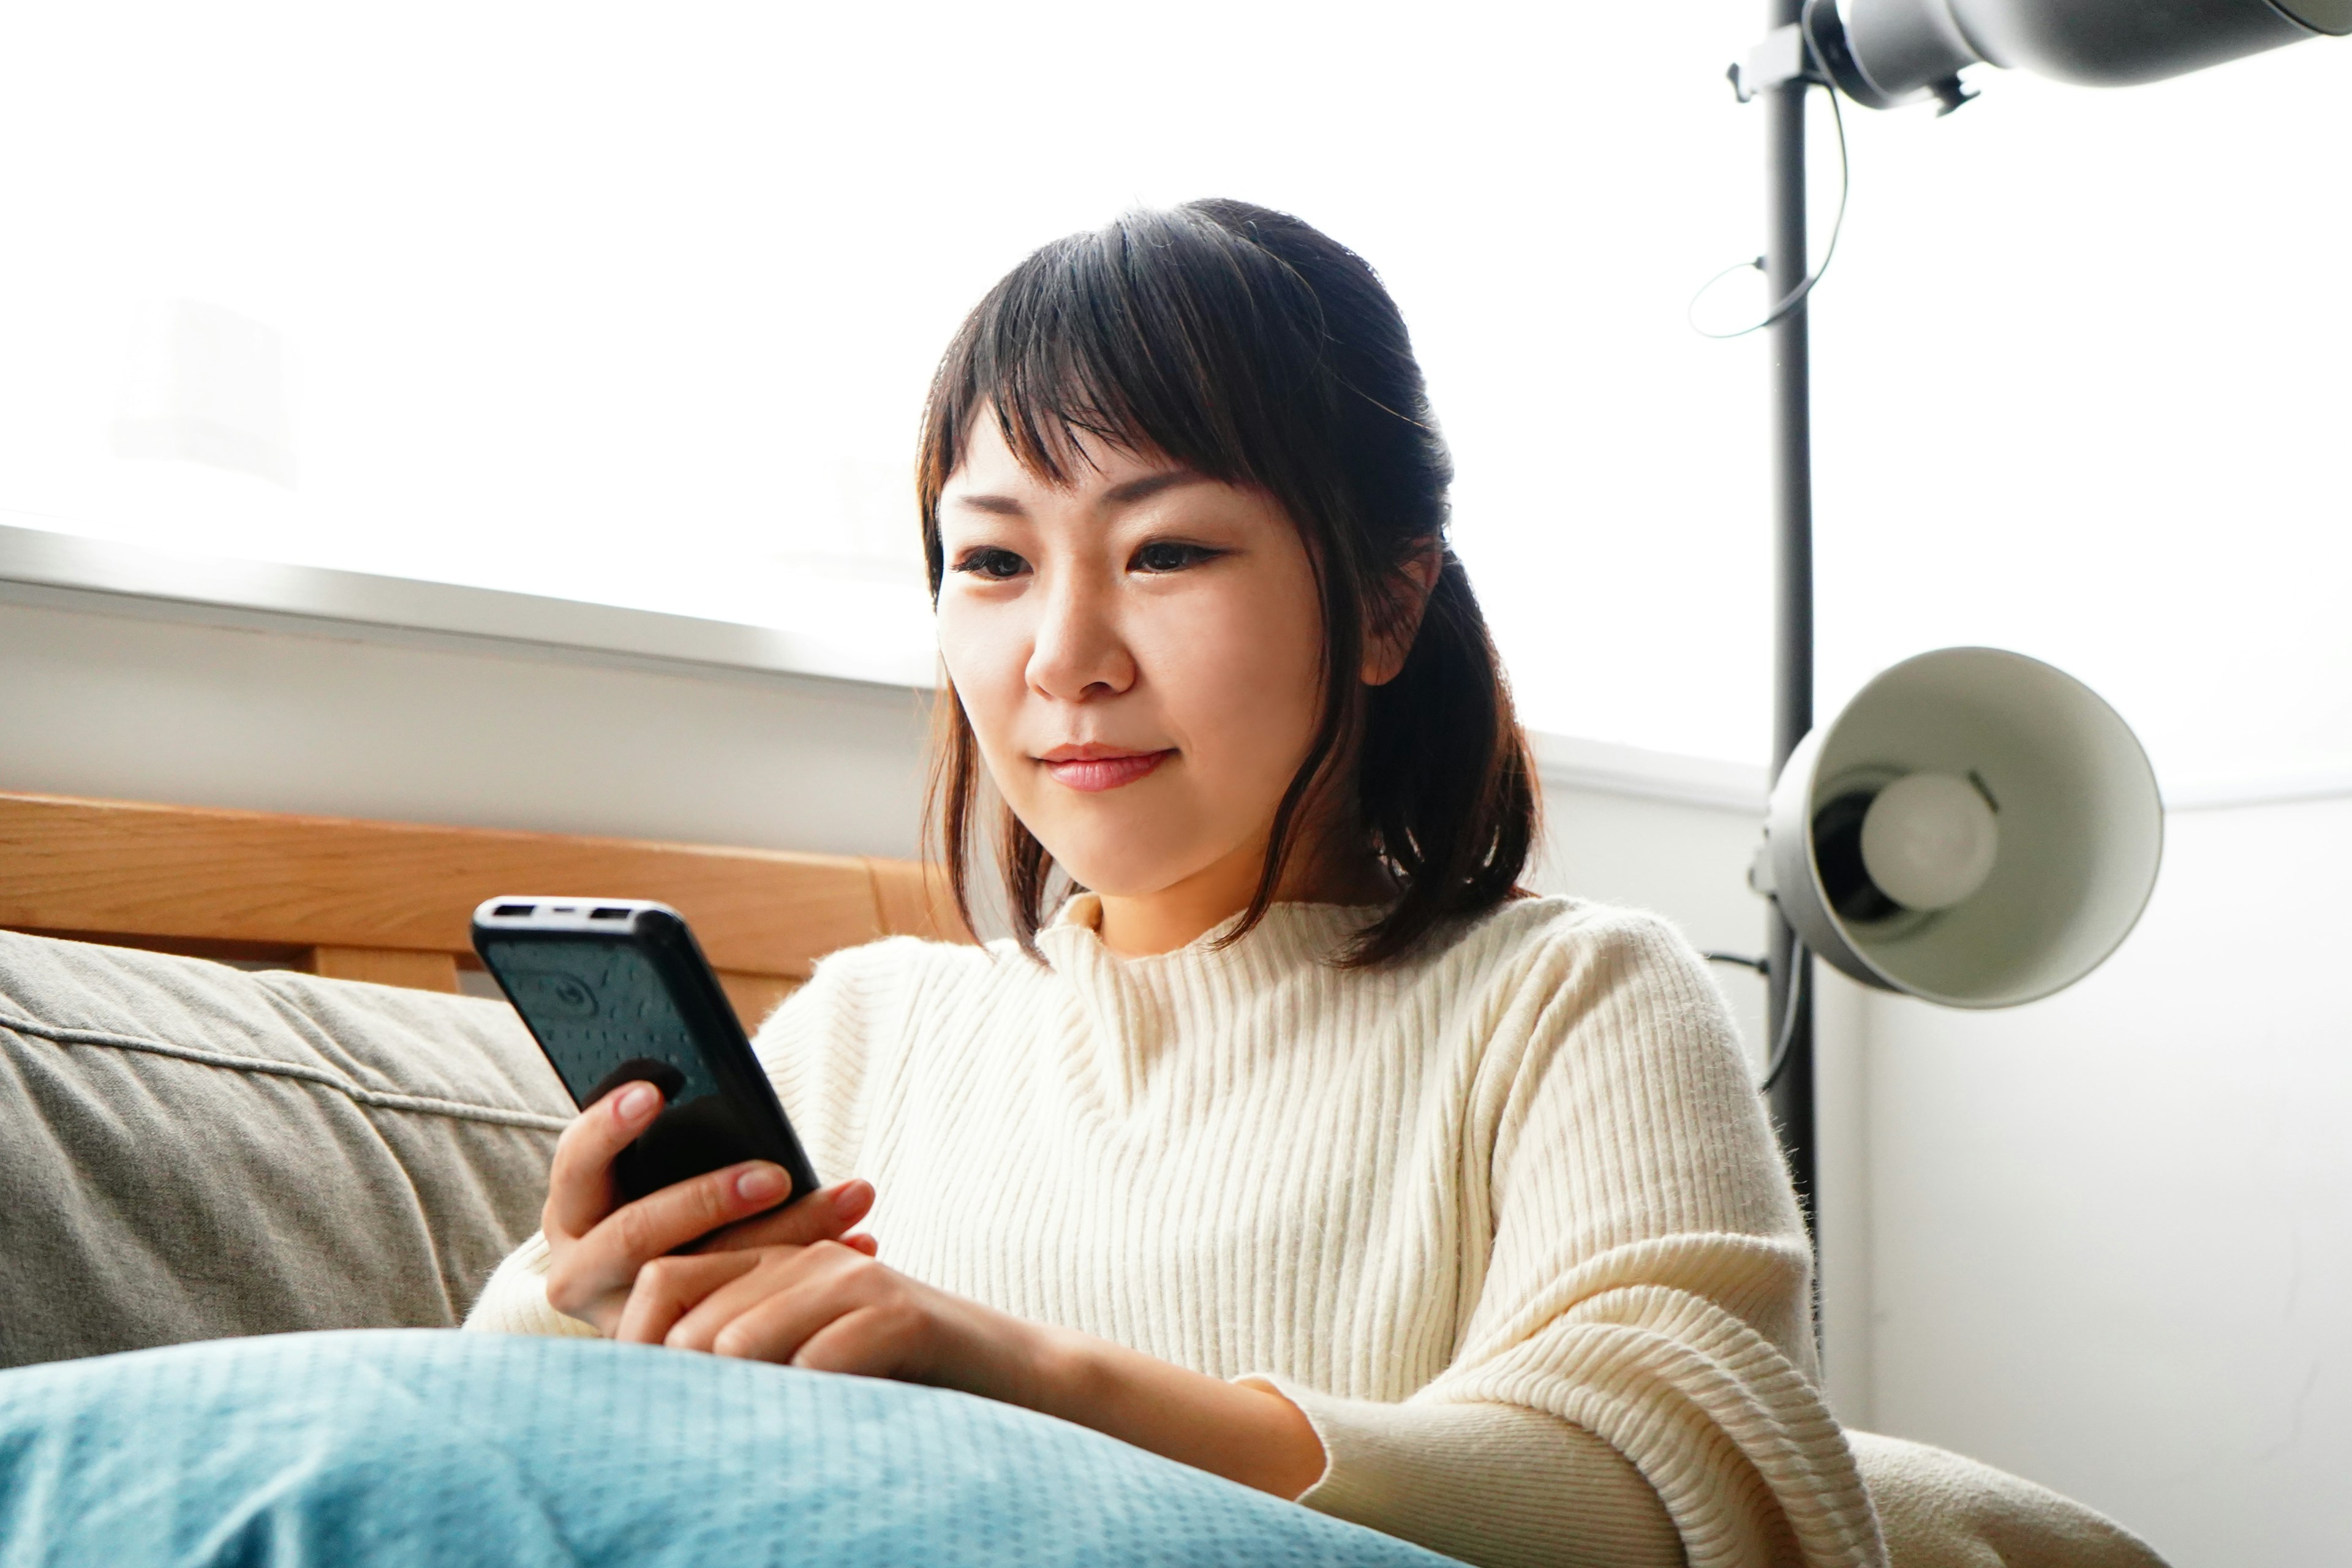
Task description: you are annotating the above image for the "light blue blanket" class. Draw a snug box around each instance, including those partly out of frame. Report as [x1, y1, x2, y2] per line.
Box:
[0, 1330, 1457, 1567]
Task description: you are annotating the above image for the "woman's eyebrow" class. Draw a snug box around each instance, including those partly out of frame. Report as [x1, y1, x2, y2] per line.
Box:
[947, 492, 1027, 516]
[1102, 470, 1212, 507]
[946, 469, 1209, 516]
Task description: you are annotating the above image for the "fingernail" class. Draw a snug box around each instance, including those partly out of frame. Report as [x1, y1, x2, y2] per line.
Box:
[835, 1179, 873, 1213]
[617, 1084, 659, 1121]
[736, 1164, 787, 1204]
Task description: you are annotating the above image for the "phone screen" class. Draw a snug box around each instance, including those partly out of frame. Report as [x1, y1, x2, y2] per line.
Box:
[478, 935, 721, 1108]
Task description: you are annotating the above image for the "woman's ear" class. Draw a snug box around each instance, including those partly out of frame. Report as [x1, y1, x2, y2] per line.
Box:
[1360, 544, 1445, 688]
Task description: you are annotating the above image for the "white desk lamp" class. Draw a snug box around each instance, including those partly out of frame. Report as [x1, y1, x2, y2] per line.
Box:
[1724, 0, 2343, 1225]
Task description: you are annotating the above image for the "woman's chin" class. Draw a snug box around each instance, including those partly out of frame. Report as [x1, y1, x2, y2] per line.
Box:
[1041, 839, 1263, 911]
[1023, 828, 1196, 900]
[1051, 860, 1200, 905]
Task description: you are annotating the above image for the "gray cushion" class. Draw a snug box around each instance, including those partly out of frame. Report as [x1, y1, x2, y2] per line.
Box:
[0, 930, 571, 1368]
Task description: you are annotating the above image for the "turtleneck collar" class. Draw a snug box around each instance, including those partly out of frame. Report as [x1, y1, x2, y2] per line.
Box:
[1039, 891, 1390, 973]
[1028, 893, 1398, 1101]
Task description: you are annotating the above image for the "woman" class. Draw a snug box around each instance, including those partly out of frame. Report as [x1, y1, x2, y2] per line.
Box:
[468, 198, 1882, 1568]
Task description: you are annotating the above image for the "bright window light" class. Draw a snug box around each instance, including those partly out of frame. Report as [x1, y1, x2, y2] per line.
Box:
[0, 4, 2343, 793]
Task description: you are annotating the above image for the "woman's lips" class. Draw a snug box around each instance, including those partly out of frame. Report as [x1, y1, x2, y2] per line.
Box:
[1039, 750, 1172, 793]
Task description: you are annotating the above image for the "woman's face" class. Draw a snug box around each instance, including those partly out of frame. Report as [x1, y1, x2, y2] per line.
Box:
[933, 416, 1329, 905]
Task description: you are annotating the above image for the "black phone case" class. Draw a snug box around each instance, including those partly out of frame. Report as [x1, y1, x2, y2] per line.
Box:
[471, 900, 820, 1207]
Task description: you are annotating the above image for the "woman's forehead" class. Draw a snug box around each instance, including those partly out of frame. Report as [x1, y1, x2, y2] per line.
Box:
[946, 410, 1187, 501]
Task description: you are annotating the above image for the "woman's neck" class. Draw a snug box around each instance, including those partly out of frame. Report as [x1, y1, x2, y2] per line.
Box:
[1093, 828, 1393, 959]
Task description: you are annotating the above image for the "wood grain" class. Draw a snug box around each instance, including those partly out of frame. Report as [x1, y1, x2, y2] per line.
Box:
[0, 791, 876, 975]
[715, 971, 801, 1034]
[306, 946, 462, 993]
[864, 856, 973, 946]
[0, 793, 968, 998]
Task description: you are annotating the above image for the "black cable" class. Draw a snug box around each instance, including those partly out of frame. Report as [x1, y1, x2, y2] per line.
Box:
[1687, 47, 1852, 341]
[1756, 939, 1809, 1095]
[1704, 951, 1770, 974]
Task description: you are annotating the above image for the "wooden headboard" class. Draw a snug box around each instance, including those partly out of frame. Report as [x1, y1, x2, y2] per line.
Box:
[0, 792, 970, 1029]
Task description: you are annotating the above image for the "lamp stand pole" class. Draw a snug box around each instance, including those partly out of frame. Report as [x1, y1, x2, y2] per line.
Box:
[1762, 0, 1819, 1232]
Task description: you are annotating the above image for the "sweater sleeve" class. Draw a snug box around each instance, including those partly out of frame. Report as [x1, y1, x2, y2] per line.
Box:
[1259, 911, 1884, 1568]
[461, 944, 892, 1337]
[460, 1229, 602, 1337]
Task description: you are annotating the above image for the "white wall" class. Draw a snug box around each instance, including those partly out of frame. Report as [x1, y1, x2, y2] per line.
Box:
[0, 589, 933, 858]
[1856, 796, 2352, 1568]
[1528, 785, 1772, 1041]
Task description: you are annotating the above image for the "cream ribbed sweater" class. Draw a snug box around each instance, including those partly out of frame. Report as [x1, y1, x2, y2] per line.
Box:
[467, 894, 1885, 1568]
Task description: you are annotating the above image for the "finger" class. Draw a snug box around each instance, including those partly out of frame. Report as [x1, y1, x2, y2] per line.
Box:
[566, 1161, 793, 1303]
[614, 1251, 761, 1346]
[788, 1306, 916, 1378]
[709, 1253, 895, 1365]
[695, 1180, 875, 1255]
[667, 1239, 864, 1357]
[543, 1082, 665, 1241]
[841, 1232, 879, 1257]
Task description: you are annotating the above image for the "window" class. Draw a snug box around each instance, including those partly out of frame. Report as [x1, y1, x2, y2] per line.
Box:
[2, 4, 2344, 793]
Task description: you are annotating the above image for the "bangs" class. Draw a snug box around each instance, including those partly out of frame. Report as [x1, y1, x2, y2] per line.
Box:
[919, 208, 1328, 581]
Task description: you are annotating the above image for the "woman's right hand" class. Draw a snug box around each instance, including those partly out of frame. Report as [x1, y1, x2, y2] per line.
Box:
[540, 1080, 875, 1336]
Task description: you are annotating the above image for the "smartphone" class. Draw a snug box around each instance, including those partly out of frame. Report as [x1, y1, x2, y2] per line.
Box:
[470, 897, 820, 1208]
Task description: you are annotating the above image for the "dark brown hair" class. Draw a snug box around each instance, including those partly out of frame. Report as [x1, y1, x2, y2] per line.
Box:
[918, 198, 1536, 965]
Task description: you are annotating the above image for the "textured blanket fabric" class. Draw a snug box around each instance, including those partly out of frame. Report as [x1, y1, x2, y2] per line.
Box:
[0, 1330, 1461, 1567]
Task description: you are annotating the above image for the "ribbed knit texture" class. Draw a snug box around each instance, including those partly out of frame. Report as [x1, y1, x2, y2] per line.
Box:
[468, 895, 1886, 1568]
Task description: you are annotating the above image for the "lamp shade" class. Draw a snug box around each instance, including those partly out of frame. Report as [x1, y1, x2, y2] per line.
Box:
[1764, 647, 2162, 1008]
[1804, 0, 2349, 108]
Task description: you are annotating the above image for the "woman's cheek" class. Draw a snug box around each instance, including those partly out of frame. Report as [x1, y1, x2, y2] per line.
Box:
[937, 599, 1027, 742]
[937, 600, 1074, 856]
[1147, 585, 1322, 793]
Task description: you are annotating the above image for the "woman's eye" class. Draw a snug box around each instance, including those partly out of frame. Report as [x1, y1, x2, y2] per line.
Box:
[1131, 541, 1218, 574]
[952, 547, 1029, 581]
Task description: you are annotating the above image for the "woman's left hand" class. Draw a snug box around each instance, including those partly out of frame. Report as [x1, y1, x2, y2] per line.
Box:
[611, 1227, 1042, 1403]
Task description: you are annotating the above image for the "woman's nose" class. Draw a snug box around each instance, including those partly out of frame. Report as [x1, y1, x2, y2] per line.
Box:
[1025, 576, 1134, 701]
